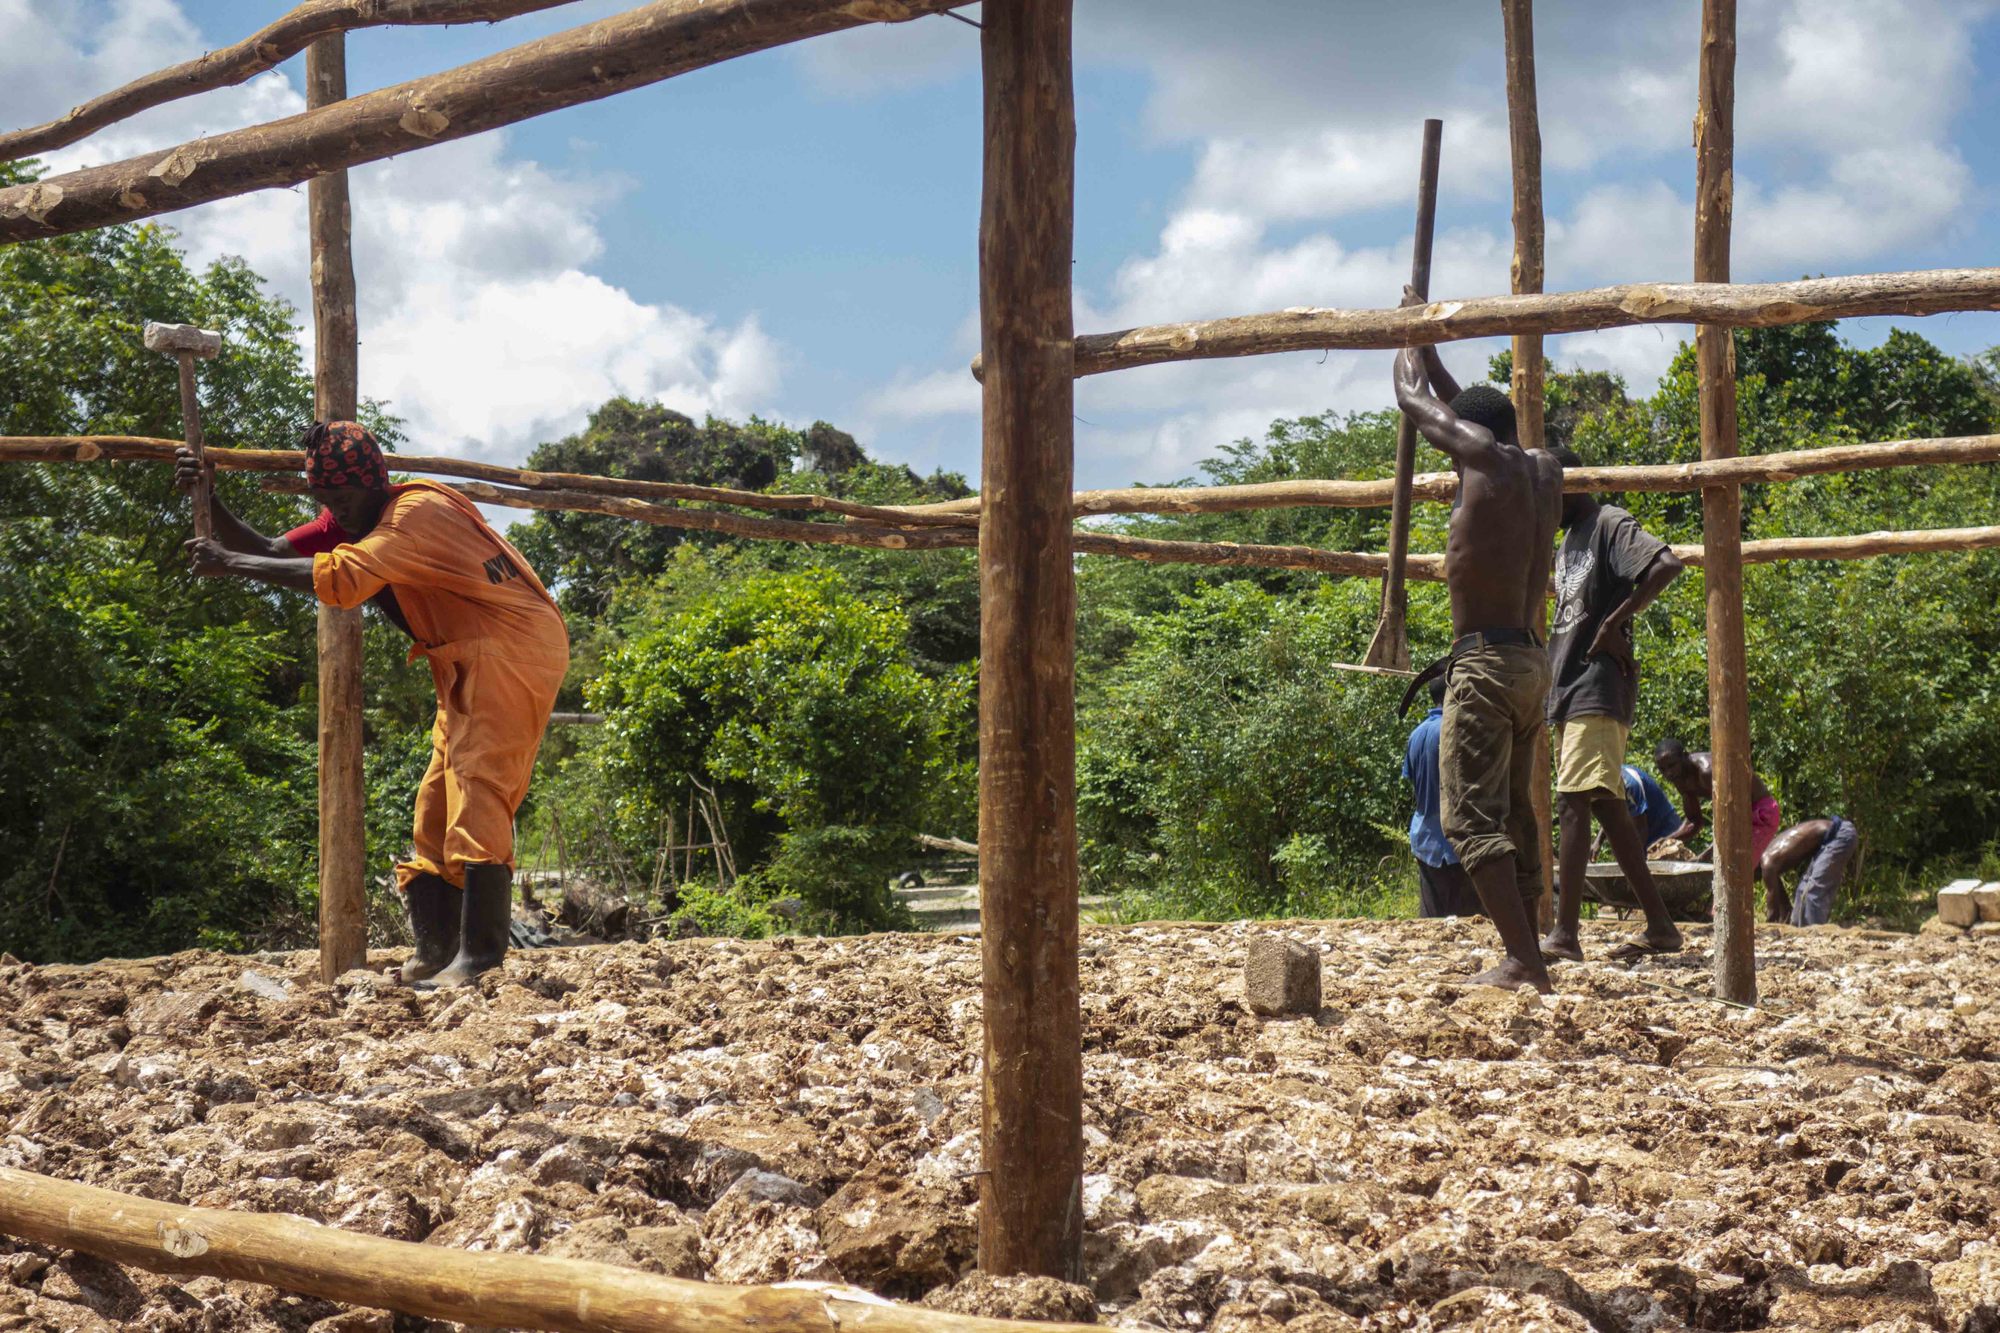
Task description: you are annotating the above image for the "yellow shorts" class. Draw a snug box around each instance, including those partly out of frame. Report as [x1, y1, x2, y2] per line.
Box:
[1554, 716, 1627, 798]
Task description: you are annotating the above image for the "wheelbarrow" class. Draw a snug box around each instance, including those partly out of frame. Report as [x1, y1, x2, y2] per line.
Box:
[1582, 860, 1714, 920]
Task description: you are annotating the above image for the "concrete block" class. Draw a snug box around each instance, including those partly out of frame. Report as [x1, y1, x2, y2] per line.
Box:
[1975, 883, 2000, 922]
[1939, 886, 1980, 928]
[1245, 935, 1320, 1016]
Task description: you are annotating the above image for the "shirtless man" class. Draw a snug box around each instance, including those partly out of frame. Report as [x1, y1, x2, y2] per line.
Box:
[1759, 816, 1859, 926]
[1654, 738, 1783, 865]
[1393, 307, 1563, 993]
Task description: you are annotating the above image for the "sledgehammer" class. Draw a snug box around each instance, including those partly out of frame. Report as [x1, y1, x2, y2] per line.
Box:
[143, 321, 222, 539]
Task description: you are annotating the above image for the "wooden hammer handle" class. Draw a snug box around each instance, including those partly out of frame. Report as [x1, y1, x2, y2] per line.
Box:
[175, 351, 211, 540]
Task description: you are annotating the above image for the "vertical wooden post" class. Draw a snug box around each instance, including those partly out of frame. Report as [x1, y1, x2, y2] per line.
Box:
[1694, 0, 1756, 1004]
[1502, 0, 1556, 930]
[976, 0, 1081, 1281]
[309, 34, 368, 983]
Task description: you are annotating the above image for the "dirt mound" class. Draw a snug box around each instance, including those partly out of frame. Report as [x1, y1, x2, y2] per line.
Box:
[2, 918, 1998, 1331]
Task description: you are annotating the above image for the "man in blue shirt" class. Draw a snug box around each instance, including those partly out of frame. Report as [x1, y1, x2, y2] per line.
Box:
[1622, 764, 1683, 849]
[1403, 677, 1484, 918]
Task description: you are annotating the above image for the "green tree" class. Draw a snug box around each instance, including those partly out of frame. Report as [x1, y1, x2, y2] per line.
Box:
[585, 564, 974, 931]
[0, 165, 431, 960]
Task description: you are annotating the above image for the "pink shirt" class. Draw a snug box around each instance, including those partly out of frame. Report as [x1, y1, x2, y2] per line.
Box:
[284, 507, 354, 556]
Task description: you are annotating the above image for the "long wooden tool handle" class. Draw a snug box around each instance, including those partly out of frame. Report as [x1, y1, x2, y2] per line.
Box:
[176, 351, 211, 541]
[1378, 118, 1444, 623]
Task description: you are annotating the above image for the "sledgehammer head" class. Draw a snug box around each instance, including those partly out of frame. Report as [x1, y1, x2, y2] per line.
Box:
[143, 322, 221, 358]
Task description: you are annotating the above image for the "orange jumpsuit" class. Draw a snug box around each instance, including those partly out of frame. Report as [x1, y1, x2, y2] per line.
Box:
[312, 482, 569, 891]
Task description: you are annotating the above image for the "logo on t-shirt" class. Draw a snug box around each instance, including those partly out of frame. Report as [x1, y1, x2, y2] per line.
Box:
[481, 554, 520, 586]
[1552, 548, 1594, 633]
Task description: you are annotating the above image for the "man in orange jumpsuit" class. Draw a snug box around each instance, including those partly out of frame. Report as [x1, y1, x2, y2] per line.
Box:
[181, 422, 568, 988]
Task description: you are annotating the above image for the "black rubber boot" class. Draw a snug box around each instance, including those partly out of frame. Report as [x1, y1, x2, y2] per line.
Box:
[397, 872, 462, 985]
[419, 863, 512, 989]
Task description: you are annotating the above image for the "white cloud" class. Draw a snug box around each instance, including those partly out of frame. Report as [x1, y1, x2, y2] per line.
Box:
[864, 368, 979, 422]
[3, 0, 789, 466]
[1184, 118, 1511, 224]
[794, 4, 981, 98]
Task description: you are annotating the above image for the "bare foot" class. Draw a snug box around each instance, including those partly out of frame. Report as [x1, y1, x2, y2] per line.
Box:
[1538, 931, 1585, 963]
[1467, 959, 1554, 994]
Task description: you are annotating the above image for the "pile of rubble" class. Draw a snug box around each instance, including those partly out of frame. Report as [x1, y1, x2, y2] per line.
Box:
[1, 916, 1997, 1331]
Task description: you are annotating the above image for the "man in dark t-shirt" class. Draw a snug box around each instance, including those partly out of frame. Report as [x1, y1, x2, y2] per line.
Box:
[1541, 449, 1686, 962]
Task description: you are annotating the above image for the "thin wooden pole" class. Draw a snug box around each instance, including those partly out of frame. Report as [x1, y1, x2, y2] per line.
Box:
[309, 34, 368, 985]
[1363, 118, 1442, 673]
[0, 1166, 1099, 1333]
[976, 0, 1081, 1281]
[1695, 0, 1756, 1005]
[1501, 0, 1555, 932]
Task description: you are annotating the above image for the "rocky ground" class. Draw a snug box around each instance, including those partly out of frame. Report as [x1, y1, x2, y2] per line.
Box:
[1, 917, 1997, 1332]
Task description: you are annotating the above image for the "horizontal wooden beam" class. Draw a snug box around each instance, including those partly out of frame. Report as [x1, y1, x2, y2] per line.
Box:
[262, 474, 974, 550]
[0, 436, 974, 528]
[269, 474, 2000, 583]
[1003, 270, 2000, 377]
[9, 431, 1996, 521]
[903, 433, 2000, 517]
[0, 0, 965, 245]
[0, 1165, 1096, 1333]
[11, 435, 2000, 578]
[0, 0, 583, 165]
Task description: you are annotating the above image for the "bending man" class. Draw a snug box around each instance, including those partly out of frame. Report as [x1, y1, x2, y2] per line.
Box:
[1540, 451, 1685, 962]
[1655, 738, 1782, 865]
[1760, 817, 1859, 926]
[1393, 304, 1562, 992]
[181, 422, 569, 987]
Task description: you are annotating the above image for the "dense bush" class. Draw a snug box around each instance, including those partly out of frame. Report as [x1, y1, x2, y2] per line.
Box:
[583, 564, 974, 932]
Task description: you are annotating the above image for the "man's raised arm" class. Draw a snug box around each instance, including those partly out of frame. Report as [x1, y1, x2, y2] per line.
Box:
[1394, 347, 1496, 466]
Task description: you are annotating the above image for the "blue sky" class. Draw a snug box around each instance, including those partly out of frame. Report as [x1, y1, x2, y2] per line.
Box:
[6, 1, 1998, 489]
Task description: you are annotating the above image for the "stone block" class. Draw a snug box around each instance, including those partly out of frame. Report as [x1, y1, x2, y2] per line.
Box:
[1976, 883, 2000, 922]
[1244, 935, 1320, 1017]
[1972, 921, 2000, 939]
[1939, 885, 1980, 928]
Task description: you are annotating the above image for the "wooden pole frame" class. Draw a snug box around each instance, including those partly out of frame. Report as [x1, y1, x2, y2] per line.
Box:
[1695, 0, 1757, 1005]
[309, 35, 369, 984]
[976, 0, 1082, 1281]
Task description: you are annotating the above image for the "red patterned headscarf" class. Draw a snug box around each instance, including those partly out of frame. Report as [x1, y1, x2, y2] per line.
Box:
[303, 421, 389, 491]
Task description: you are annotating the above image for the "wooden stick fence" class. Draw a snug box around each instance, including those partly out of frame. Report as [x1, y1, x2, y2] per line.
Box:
[4, 0, 1999, 1288]
[0, 1166, 1099, 1333]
